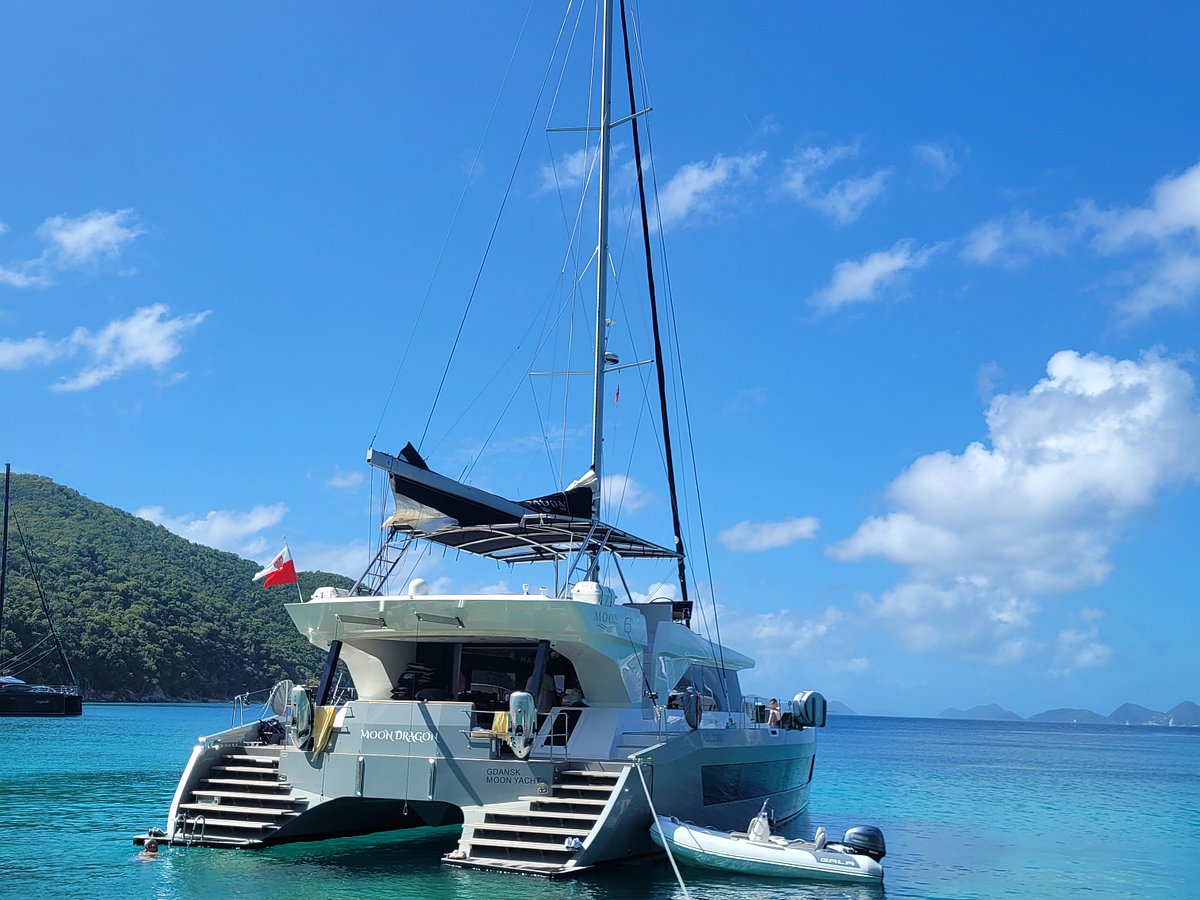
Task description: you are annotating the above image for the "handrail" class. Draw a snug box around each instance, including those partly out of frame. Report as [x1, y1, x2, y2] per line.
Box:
[186, 814, 207, 847]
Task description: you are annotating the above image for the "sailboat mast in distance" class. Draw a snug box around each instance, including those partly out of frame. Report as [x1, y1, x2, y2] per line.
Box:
[0, 463, 9, 668]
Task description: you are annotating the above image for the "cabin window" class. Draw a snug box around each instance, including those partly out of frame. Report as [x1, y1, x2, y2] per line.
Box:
[457, 643, 541, 710]
[700, 755, 811, 805]
[667, 664, 739, 712]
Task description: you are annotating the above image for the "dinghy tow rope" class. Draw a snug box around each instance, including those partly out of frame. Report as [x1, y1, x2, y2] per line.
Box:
[636, 762, 692, 899]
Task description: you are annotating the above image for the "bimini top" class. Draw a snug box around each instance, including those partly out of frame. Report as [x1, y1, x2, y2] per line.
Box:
[368, 445, 678, 564]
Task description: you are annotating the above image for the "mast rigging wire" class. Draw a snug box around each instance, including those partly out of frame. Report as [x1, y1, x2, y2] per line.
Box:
[617, 0, 689, 619]
[370, 0, 539, 451]
[622, 0, 727, 671]
[419, 2, 581, 454]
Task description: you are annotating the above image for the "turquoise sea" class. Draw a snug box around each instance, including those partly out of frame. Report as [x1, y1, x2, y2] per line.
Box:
[1, 705, 1197, 899]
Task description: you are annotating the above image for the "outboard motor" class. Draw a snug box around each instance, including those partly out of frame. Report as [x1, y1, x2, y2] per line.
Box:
[508, 691, 536, 760]
[840, 825, 886, 861]
[791, 691, 827, 728]
[290, 684, 313, 750]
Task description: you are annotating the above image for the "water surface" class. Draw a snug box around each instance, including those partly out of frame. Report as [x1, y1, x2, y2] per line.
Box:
[1, 705, 1196, 898]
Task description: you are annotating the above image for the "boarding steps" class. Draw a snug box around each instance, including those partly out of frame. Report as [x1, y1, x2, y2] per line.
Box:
[444, 764, 625, 877]
[170, 745, 309, 847]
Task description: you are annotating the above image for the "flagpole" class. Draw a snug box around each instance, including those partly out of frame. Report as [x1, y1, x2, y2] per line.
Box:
[286, 538, 304, 604]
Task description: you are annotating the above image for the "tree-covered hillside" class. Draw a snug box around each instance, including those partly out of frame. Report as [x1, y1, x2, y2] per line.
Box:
[0, 473, 352, 700]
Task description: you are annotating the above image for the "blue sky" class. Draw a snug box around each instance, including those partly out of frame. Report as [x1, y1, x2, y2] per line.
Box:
[3, 2, 1198, 717]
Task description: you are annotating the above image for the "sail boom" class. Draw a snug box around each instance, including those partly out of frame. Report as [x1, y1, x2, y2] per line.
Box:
[367, 447, 675, 563]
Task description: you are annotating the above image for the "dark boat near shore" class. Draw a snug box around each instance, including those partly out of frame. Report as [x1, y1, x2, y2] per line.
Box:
[0, 464, 82, 717]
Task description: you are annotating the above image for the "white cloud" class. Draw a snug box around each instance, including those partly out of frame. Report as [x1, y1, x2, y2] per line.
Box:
[864, 578, 1041, 664]
[656, 152, 764, 228]
[912, 142, 959, 188]
[782, 141, 890, 225]
[539, 146, 597, 192]
[718, 516, 819, 552]
[809, 239, 938, 310]
[36, 208, 144, 267]
[953, 161, 1200, 318]
[624, 581, 677, 604]
[300, 540, 371, 579]
[1084, 162, 1200, 251]
[138, 503, 288, 556]
[53, 304, 210, 391]
[0, 265, 48, 288]
[830, 349, 1200, 664]
[962, 211, 1073, 267]
[1069, 161, 1200, 316]
[744, 607, 844, 655]
[1118, 249, 1200, 318]
[0, 305, 207, 388]
[1, 208, 143, 289]
[782, 142, 858, 196]
[328, 469, 364, 489]
[602, 473, 652, 512]
[830, 656, 871, 674]
[715, 603, 862, 696]
[0, 335, 63, 370]
[1052, 608, 1113, 673]
[813, 171, 890, 225]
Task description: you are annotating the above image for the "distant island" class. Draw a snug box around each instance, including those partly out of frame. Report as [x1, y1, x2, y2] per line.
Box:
[937, 700, 1200, 727]
[827, 700, 856, 716]
[939, 703, 1023, 721]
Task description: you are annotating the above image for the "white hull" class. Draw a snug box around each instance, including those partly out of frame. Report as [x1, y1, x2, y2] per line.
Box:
[651, 815, 884, 883]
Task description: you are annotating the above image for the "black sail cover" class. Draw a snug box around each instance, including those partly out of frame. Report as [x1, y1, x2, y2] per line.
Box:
[369, 444, 675, 562]
[382, 443, 593, 528]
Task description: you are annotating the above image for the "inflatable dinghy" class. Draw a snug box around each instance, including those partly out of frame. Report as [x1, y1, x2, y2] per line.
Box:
[650, 803, 885, 883]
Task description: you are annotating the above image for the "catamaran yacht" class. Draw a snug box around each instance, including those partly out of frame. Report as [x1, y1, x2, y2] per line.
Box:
[138, 0, 827, 876]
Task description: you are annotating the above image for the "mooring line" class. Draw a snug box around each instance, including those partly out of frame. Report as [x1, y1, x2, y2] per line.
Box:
[636, 762, 692, 899]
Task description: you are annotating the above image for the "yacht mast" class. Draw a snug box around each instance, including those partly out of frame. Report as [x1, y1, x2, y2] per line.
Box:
[0, 464, 9, 669]
[588, 0, 615, 523]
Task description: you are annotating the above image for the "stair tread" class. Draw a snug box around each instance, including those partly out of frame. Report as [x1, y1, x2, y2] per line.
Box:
[212, 766, 282, 775]
[177, 817, 272, 830]
[445, 856, 573, 873]
[551, 784, 613, 793]
[175, 835, 255, 847]
[486, 809, 600, 822]
[468, 837, 577, 853]
[521, 796, 609, 806]
[192, 789, 304, 803]
[476, 824, 591, 837]
[179, 803, 301, 817]
[559, 769, 621, 779]
[226, 754, 279, 763]
[203, 778, 291, 788]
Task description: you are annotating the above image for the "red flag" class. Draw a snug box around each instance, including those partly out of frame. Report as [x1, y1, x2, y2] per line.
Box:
[614, 385, 620, 406]
[253, 544, 298, 588]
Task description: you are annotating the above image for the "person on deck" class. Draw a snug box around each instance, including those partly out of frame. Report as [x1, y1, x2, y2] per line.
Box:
[767, 698, 781, 726]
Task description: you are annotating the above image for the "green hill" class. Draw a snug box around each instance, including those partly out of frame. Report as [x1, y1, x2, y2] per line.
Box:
[1029, 707, 1113, 725]
[937, 703, 1023, 721]
[1164, 701, 1200, 726]
[1108, 703, 1162, 725]
[0, 473, 350, 700]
